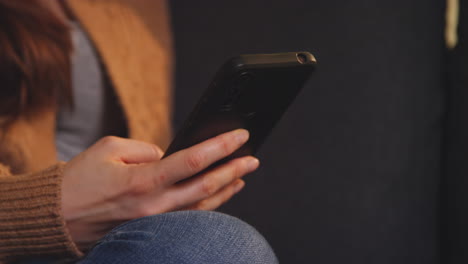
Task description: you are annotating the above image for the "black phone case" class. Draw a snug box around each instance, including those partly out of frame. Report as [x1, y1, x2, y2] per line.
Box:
[163, 52, 316, 161]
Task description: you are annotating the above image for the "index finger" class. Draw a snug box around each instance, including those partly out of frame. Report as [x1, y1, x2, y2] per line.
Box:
[152, 129, 249, 186]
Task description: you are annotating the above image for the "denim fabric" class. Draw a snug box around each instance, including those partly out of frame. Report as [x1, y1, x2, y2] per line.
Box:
[24, 211, 278, 264]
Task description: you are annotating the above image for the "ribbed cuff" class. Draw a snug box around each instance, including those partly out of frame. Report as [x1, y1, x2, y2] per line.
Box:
[0, 162, 82, 262]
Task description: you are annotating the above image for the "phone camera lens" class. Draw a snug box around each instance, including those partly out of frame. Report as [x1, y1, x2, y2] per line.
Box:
[233, 72, 253, 87]
[296, 53, 309, 64]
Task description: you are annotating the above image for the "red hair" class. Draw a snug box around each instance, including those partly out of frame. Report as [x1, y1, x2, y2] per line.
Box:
[0, 0, 72, 124]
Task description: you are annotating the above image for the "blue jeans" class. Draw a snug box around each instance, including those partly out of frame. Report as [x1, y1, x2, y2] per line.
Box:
[25, 211, 278, 264]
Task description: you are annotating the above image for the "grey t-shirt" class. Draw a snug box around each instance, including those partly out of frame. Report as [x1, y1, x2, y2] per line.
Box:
[55, 21, 126, 161]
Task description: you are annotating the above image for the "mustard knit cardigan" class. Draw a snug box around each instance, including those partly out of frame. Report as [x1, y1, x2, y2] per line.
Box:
[0, 0, 172, 261]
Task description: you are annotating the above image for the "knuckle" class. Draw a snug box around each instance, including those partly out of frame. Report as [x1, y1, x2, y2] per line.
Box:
[155, 170, 169, 185]
[129, 180, 151, 196]
[200, 178, 218, 197]
[98, 136, 121, 149]
[233, 161, 244, 178]
[125, 166, 168, 197]
[185, 152, 204, 172]
[215, 137, 232, 156]
[226, 160, 243, 180]
[126, 171, 153, 196]
[134, 198, 172, 218]
[133, 204, 154, 218]
[194, 199, 210, 211]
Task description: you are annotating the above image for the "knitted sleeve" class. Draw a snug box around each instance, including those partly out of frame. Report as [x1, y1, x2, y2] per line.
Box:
[0, 162, 82, 263]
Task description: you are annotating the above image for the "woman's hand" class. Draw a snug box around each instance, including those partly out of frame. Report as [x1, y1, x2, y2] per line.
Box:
[61, 129, 258, 250]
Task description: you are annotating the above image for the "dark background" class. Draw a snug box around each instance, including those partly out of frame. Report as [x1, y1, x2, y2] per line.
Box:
[170, 1, 447, 263]
[443, 1, 468, 263]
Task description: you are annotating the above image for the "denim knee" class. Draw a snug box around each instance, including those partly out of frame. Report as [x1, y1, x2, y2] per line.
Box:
[79, 210, 278, 264]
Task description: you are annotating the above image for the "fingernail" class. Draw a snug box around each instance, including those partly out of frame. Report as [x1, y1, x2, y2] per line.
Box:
[234, 181, 245, 193]
[246, 157, 259, 171]
[234, 129, 249, 144]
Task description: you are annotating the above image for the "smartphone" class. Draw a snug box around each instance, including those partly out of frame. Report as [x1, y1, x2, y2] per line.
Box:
[163, 52, 316, 163]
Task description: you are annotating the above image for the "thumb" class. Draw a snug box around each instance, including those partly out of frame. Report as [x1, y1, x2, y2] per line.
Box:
[98, 137, 163, 164]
